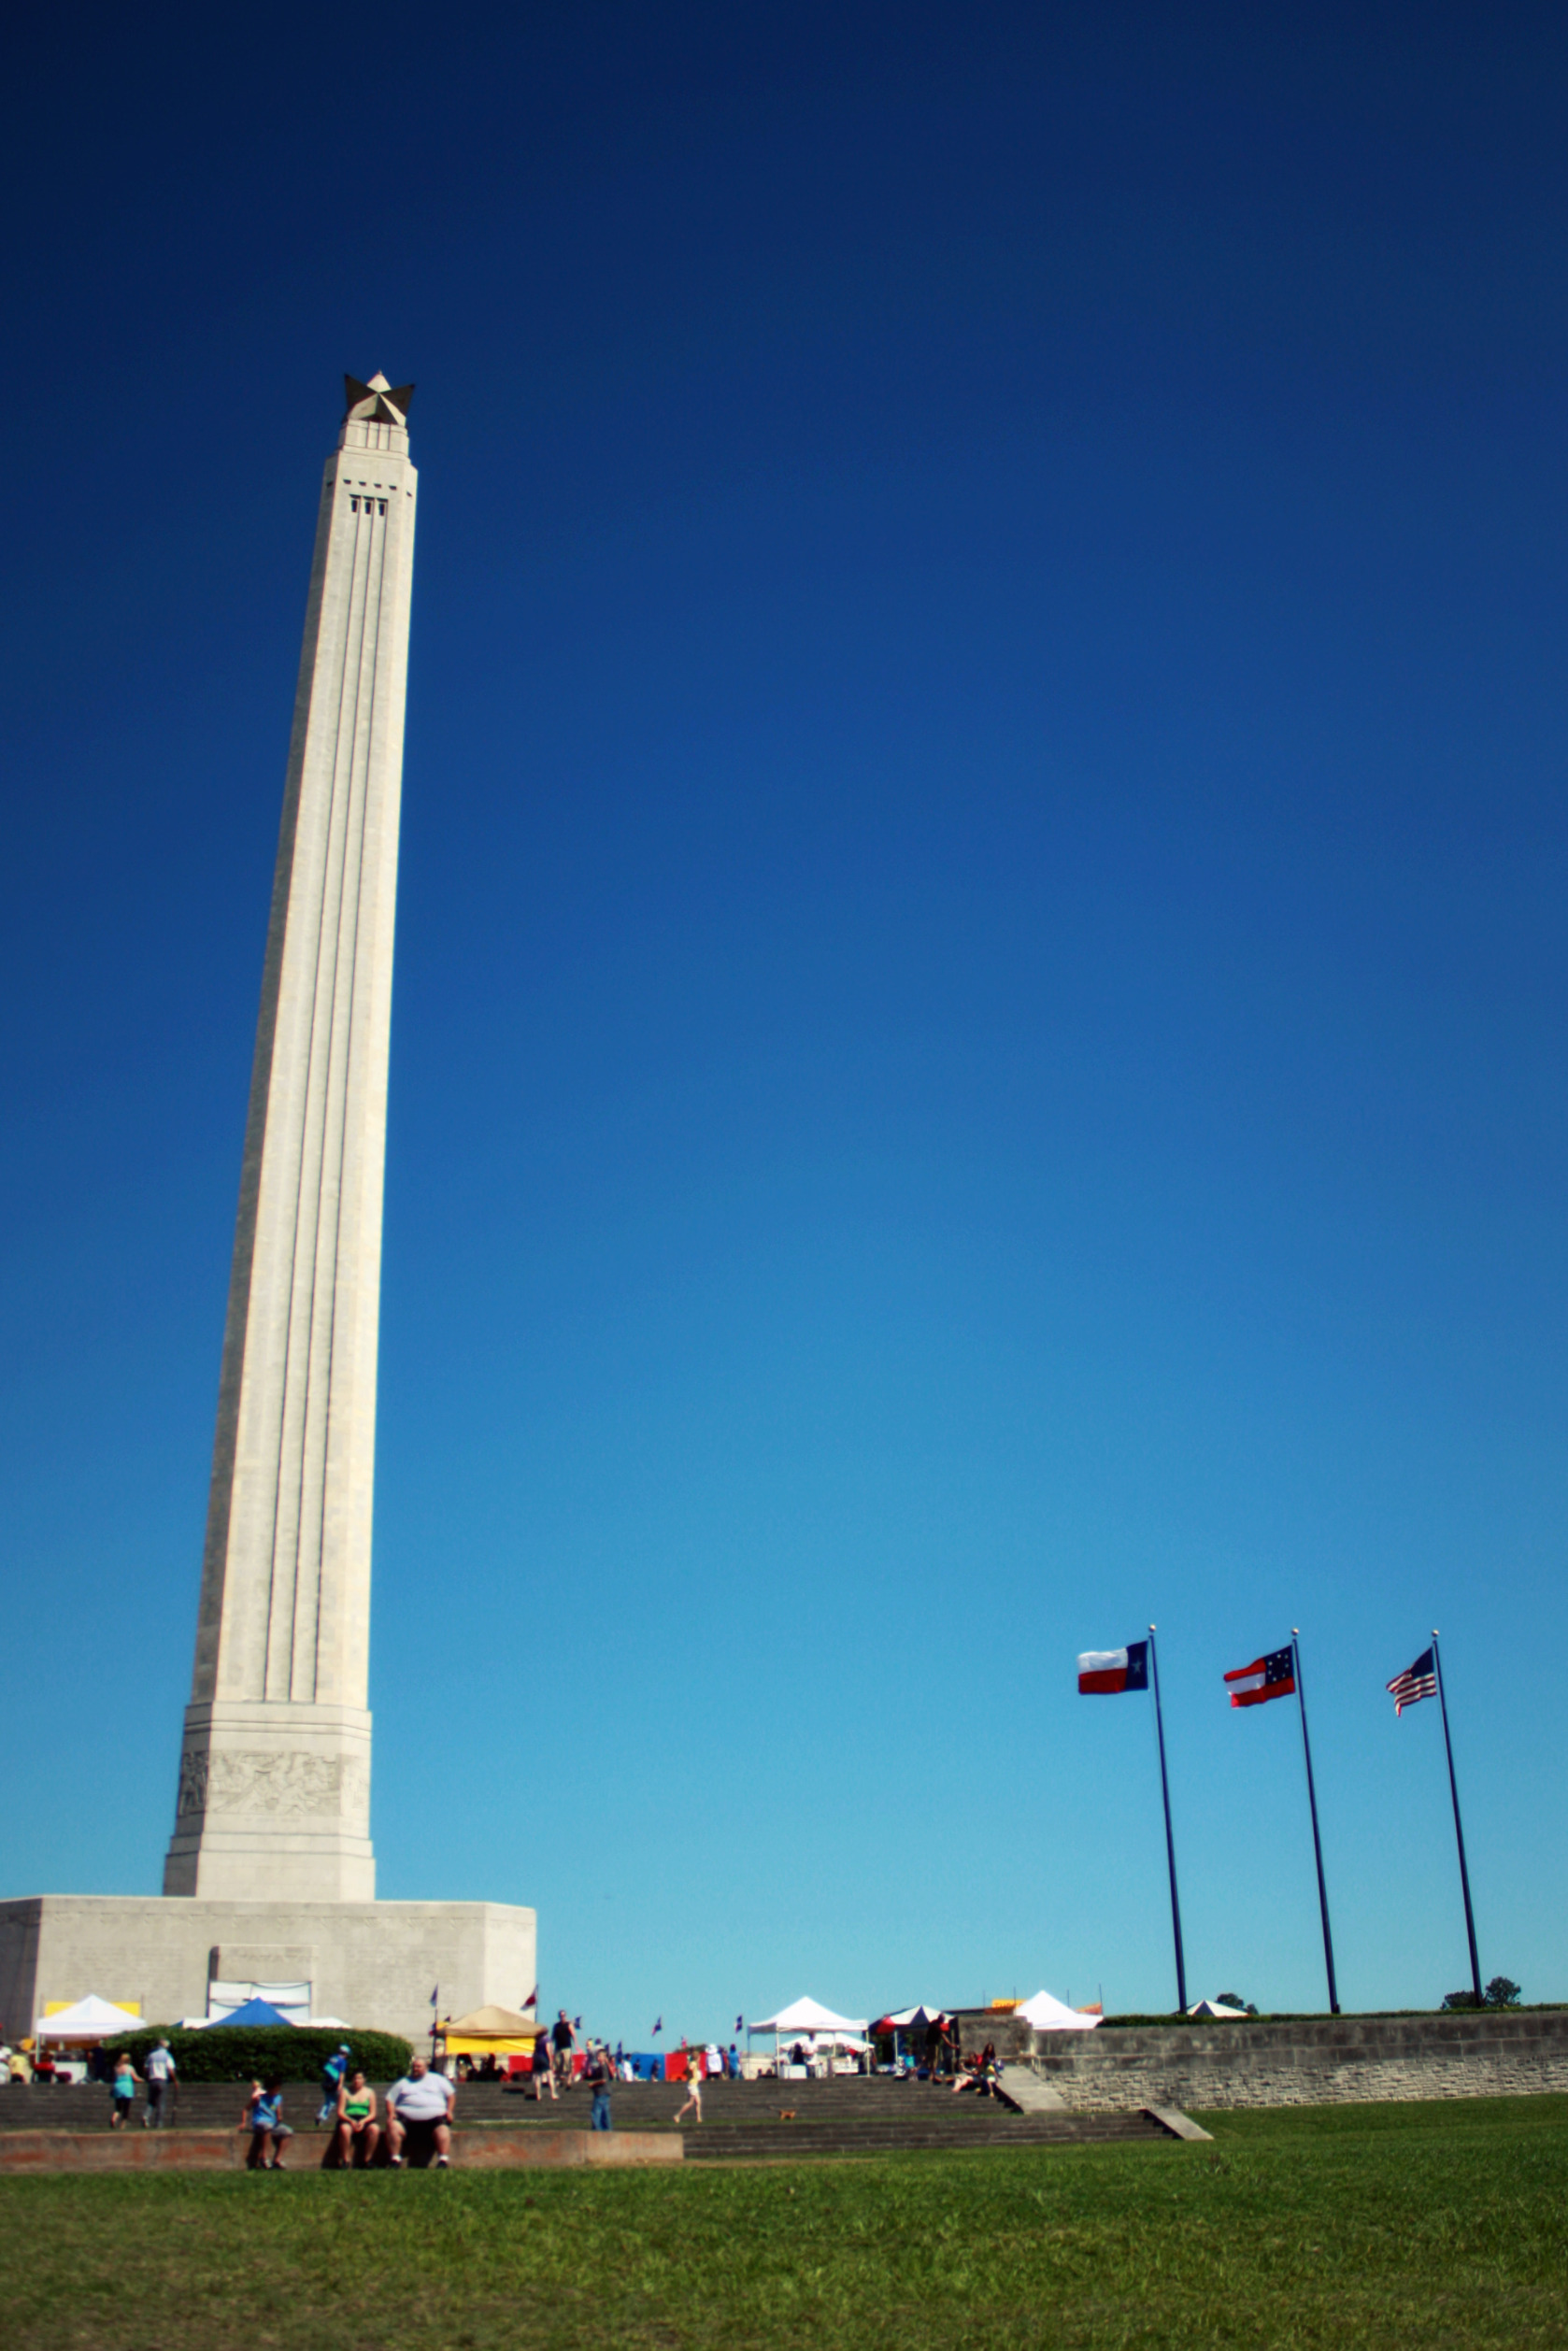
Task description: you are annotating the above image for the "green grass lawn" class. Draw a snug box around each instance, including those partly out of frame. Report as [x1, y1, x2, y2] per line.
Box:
[4, 2096, 1565, 2348]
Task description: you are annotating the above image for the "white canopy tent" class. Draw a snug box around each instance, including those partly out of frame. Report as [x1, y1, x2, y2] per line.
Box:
[1017, 1988, 1101, 2032]
[748, 1996, 870, 2073]
[1187, 1999, 1248, 2019]
[35, 1996, 145, 2043]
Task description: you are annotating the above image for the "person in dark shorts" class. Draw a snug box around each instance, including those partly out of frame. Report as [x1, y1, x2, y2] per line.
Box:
[551, 2010, 575, 2090]
[144, 2036, 178, 2127]
[530, 2031, 556, 2102]
[110, 2052, 139, 2129]
[384, 2056, 457, 2167]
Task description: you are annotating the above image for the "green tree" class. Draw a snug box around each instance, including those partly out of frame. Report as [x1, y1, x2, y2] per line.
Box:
[1484, 1976, 1521, 2009]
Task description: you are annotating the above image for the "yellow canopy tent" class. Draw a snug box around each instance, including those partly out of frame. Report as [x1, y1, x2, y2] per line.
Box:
[436, 2004, 541, 2058]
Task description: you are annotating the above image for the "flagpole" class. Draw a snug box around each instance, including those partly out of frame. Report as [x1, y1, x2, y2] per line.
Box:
[1290, 1631, 1339, 2016]
[1147, 1626, 1188, 2015]
[1432, 1631, 1482, 2005]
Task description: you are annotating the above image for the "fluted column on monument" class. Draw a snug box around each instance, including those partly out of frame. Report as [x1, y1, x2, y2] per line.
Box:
[164, 375, 418, 1902]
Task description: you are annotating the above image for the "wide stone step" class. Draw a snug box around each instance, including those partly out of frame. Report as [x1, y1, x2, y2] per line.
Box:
[1, 2081, 1096, 2132]
[683, 2115, 1166, 2162]
[0, 2080, 1168, 2158]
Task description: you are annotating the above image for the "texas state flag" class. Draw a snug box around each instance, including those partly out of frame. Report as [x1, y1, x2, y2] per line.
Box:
[1077, 1641, 1149, 1694]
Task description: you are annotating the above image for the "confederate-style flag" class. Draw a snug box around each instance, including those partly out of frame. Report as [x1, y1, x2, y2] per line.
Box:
[1224, 1647, 1295, 1707]
[1077, 1642, 1149, 1694]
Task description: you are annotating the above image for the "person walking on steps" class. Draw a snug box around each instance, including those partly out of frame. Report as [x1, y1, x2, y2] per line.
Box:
[584, 2041, 613, 2132]
[674, 2046, 704, 2128]
[551, 2009, 576, 2091]
[110, 2052, 139, 2129]
[318, 2042, 352, 2124]
[530, 2030, 556, 2102]
[143, 2036, 177, 2128]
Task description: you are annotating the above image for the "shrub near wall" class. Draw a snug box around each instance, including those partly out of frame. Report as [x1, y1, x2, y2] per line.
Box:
[122, 2027, 413, 2084]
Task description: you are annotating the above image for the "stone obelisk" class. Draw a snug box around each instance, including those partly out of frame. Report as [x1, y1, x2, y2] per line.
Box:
[164, 374, 418, 1903]
[1, 375, 534, 2040]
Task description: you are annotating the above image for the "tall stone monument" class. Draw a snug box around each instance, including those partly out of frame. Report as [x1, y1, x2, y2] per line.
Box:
[0, 378, 535, 2040]
[164, 372, 416, 1905]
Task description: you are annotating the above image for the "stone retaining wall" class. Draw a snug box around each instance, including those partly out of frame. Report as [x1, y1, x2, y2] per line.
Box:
[0, 2127, 682, 2175]
[957, 2010, 1568, 2112]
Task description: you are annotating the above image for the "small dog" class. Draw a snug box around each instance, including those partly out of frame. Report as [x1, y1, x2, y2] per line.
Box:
[778, 2109, 797, 2121]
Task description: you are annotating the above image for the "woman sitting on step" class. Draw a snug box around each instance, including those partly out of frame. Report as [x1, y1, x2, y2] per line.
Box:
[332, 2071, 380, 2167]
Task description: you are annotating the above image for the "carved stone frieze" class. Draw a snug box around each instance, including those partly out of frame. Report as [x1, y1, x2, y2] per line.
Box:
[176, 1747, 368, 1821]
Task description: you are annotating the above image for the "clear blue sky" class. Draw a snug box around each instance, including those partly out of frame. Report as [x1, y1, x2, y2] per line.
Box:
[3, 1, 1565, 2042]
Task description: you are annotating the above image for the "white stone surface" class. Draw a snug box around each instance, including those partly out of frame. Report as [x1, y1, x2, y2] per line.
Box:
[0, 1896, 536, 2046]
[165, 381, 419, 1903]
[14, 389, 541, 2029]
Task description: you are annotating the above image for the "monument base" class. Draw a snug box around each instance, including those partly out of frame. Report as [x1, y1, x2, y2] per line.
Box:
[0, 1896, 536, 2045]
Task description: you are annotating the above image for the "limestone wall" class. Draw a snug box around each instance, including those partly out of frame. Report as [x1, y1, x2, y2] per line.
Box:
[966, 2010, 1568, 2110]
[0, 1896, 535, 2045]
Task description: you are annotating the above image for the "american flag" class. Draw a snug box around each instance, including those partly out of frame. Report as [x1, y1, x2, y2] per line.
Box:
[1387, 1648, 1437, 1717]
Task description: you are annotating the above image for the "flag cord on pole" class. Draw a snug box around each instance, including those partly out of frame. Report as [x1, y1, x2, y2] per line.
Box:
[1148, 1626, 1188, 2015]
[1291, 1631, 1340, 2016]
[1433, 1632, 1482, 2004]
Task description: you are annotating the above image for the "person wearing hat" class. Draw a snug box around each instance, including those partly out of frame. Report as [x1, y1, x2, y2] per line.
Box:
[317, 2043, 353, 2124]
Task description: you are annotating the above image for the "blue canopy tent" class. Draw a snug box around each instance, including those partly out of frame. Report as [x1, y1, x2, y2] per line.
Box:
[205, 1997, 295, 2029]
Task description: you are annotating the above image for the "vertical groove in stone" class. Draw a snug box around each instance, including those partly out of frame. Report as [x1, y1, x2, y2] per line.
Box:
[263, 495, 371, 1701]
[308, 509, 389, 1702]
[294, 506, 389, 1701]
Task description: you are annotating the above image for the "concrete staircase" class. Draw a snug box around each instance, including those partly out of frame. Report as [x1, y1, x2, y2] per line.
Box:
[0, 2075, 1176, 2163]
[652, 2076, 1168, 2162]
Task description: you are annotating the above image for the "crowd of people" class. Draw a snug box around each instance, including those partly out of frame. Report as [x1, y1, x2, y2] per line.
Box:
[454, 2014, 747, 2106]
[243, 2053, 460, 2169]
[22, 2002, 961, 2166]
[234, 2015, 719, 2164]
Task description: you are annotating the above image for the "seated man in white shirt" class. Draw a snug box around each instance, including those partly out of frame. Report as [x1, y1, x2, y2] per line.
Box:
[384, 2056, 457, 2168]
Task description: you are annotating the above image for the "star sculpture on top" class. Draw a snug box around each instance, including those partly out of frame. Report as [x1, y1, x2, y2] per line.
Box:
[344, 371, 415, 425]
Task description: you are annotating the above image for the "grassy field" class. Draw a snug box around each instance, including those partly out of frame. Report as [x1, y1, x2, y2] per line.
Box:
[4, 2096, 1565, 2348]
